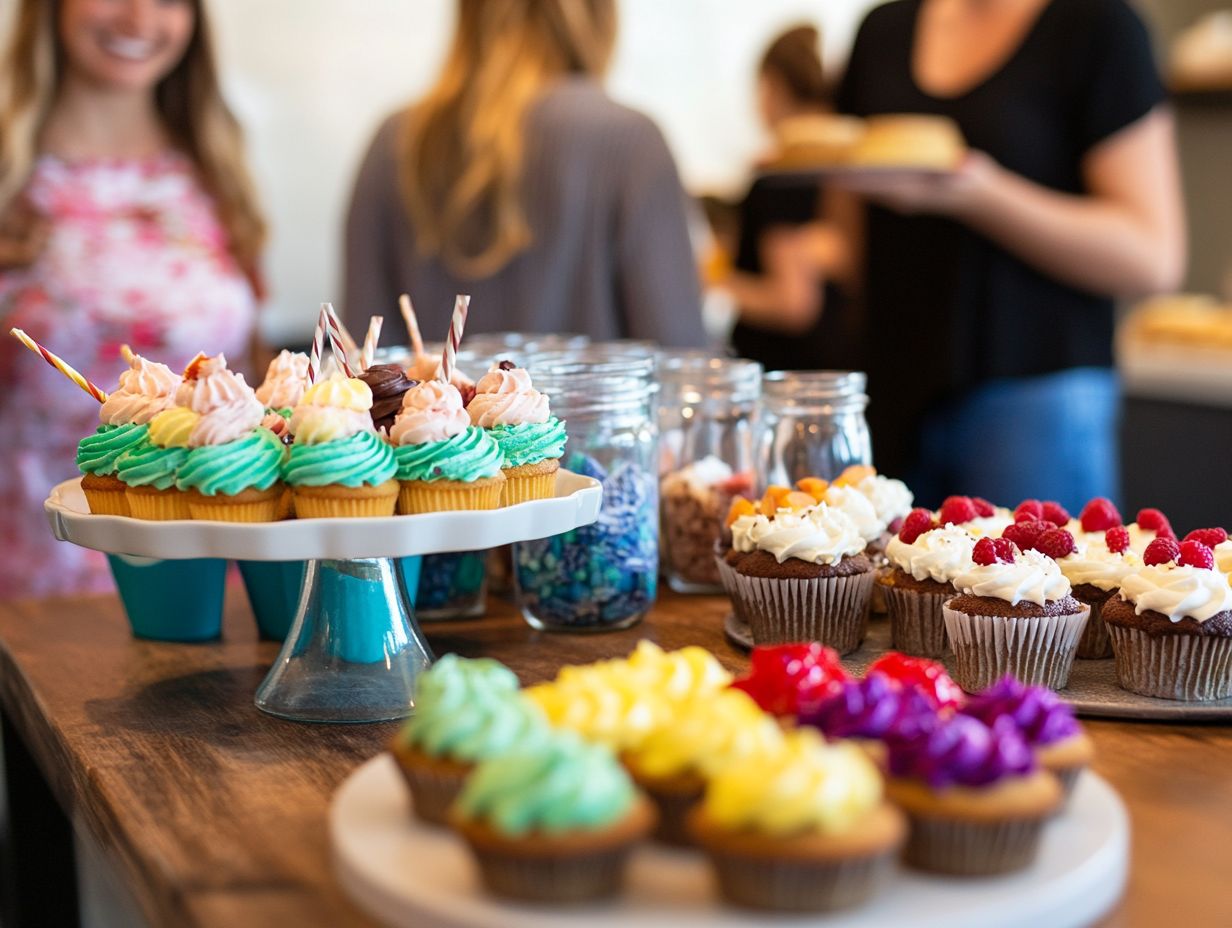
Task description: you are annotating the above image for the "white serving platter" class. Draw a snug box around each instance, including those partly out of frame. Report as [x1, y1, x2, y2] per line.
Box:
[331, 754, 1128, 928]
[44, 471, 601, 561]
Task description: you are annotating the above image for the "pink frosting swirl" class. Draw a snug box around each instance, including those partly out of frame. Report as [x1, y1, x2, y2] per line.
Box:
[98, 355, 180, 425]
[177, 354, 264, 447]
[255, 350, 309, 409]
[467, 364, 550, 427]
[389, 380, 471, 445]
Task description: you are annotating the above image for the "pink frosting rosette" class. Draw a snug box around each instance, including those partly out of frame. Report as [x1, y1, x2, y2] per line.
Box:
[467, 364, 550, 427]
[176, 354, 264, 447]
[255, 349, 309, 410]
[389, 380, 470, 446]
[98, 354, 180, 425]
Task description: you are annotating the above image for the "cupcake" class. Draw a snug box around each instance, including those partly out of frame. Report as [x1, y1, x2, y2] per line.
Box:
[944, 547, 1090, 692]
[937, 494, 1014, 538]
[116, 406, 197, 520]
[173, 355, 286, 522]
[389, 379, 504, 513]
[879, 515, 977, 657]
[728, 642, 849, 718]
[846, 470, 914, 543]
[254, 349, 309, 419]
[885, 714, 1062, 875]
[283, 372, 398, 517]
[716, 490, 815, 623]
[467, 361, 566, 505]
[725, 502, 874, 653]
[866, 651, 966, 711]
[622, 688, 784, 846]
[688, 729, 905, 912]
[390, 655, 549, 826]
[358, 362, 417, 434]
[1103, 536, 1232, 700]
[962, 676, 1094, 799]
[450, 729, 656, 903]
[798, 671, 940, 767]
[77, 353, 179, 515]
[1058, 526, 1141, 659]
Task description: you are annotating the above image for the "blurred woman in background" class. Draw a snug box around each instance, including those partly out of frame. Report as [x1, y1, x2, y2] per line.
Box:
[722, 25, 859, 373]
[343, 0, 705, 346]
[0, 0, 265, 597]
[836, 0, 1184, 509]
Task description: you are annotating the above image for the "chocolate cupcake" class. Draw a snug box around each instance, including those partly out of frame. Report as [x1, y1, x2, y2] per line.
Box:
[1057, 527, 1140, 659]
[879, 521, 977, 657]
[359, 363, 416, 434]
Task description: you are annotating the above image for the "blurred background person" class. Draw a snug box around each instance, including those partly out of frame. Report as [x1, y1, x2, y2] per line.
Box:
[834, 0, 1185, 510]
[0, 0, 266, 598]
[719, 25, 861, 373]
[343, 0, 705, 347]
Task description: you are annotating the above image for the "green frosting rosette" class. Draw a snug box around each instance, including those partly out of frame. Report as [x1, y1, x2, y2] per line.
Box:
[176, 429, 286, 496]
[487, 419, 567, 469]
[76, 423, 148, 476]
[282, 430, 396, 488]
[114, 439, 188, 491]
[398, 655, 550, 763]
[393, 427, 503, 483]
[456, 728, 637, 836]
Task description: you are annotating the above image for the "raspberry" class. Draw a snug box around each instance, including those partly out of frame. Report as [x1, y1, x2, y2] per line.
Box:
[1183, 527, 1228, 549]
[898, 508, 936, 544]
[1105, 526, 1131, 554]
[971, 497, 996, 518]
[1041, 502, 1071, 527]
[1002, 520, 1051, 552]
[939, 496, 977, 526]
[1137, 508, 1174, 538]
[1079, 497, 1122, 534]
[1013, 500, 1043, 523]
[992, 537, 1018, 562]
[1143, 536, 1180, 567]
[1178, 540, 1216, 570]
[1035, 528, 1076, 559]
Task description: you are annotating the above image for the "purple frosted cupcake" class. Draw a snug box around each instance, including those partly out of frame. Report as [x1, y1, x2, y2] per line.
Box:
[798, 672, 940, 767]
[962, 677, 1094, 800]
[885, 715, 1062, 875]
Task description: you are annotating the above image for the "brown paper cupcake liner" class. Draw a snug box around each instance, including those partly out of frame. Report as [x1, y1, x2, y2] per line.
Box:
[884, 585, 951, 658]
[466, 844, 636, 903]
[730, 571, 875, 654]
[942, 603, 1090, 692]
[125, 486, 192, 521]
[704, 849, 895, 912]
[393, 758, 469, 827]
[1075, 598, 1113, 659]
[397, 477, 505, 515]
[902, 815, 1046, 875]
[639, 785, 702, 848]
[1107, 625, 1232, 701]
[714, 554, 749, 623]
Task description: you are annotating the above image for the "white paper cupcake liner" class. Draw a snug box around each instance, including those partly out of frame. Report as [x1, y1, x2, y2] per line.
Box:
[714, 554, 749, 623]
[1107, 625, 1232, 701]
[941, 602, 1090, 693]
[729, 570, 875, 654]
[1075, 597, 1113, 659]
[883, 586, 951, 658]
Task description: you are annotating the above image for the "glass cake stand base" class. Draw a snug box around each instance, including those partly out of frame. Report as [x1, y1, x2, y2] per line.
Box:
[254, 558, 434, 724]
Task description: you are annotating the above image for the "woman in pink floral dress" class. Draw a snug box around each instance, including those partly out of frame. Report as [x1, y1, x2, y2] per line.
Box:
[0, 0, 266, 598]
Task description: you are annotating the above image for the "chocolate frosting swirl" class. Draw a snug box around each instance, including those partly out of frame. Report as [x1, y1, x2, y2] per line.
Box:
[359, 364, 416, 433]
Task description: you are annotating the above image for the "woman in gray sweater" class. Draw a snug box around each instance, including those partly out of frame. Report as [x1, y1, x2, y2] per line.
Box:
[343, 0, 705, 348]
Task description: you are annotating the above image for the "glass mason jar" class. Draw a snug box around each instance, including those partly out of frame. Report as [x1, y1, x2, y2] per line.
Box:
[414, 551, 488, 620]
[513, 350, 659, 631]
[657, 353, 761, 593]
[755, 370, 872, 489]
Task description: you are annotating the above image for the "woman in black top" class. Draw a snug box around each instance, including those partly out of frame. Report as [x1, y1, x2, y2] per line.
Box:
[835, 0, 1183, 510]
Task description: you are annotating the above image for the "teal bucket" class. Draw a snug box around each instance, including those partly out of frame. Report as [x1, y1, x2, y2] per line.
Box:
[107, 554, 228, 642]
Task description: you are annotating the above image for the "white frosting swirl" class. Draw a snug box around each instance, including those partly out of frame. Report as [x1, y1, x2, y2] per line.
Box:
[290, 407, 373, 445]
[389, 380, 470, 445]
[885, 524, 976, 584]
[853, 474, 913, 525]
[98, 356, 179, 425]
[1118, 565, 1232, 623]
[1126, 524, 1159, 555]
[730, 503, 865, 565]
[962, 510, 1015, 538]
[953, 550, 1072, 606]
[1059, 539, 1138, 593]
[823, 485, 886, 543]
[255, 350, 309, 410]
[1216, 541, 1232, 576]
[467, 364, 550, 426]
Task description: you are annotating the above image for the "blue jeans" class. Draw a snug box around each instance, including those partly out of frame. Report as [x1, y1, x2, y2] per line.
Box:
[910, 368, 1120, 513]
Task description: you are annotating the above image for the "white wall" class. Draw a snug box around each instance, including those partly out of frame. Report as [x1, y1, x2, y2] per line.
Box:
[207, 0, 877, 343]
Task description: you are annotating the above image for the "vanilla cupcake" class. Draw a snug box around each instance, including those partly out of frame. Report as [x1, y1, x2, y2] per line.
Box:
[467, 362, 566, 504]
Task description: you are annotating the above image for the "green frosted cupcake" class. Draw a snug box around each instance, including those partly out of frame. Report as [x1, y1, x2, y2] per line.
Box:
[77, 423, 149, 515]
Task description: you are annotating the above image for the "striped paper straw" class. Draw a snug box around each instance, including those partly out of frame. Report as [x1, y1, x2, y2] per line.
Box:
[307, 305, 327, 384]
[9, 328, 108, 403]
[323, 303, 356, 378]
[360, 315, 383, 371]
[439, 294, 470, 384]
[398, 293, 424, 359]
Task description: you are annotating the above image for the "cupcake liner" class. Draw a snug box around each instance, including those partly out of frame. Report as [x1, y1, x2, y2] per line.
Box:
[398, 478, 504, 515]
[82, 477, 131, 516]
[902, 815, 1045, 876]
[502, 469, 558, 506]
[1052, 765, 1083, 802]
[884, 585, 951, 658]
[730, 570, 874, 654]
[393, 755, 470, 827]
[125, 486, 192, 521]
[630, 775, 703, 848]
[1075, 598, 1113, 659]
[1107, 625, 1232, 701]
[942, 603, 1090, 692]
[714, 554, 749, 623]
[186, 487, 283, 523]
[704, 849, 894, 913]
[466, 844, 635, 903]
[291, 484, 398, 518]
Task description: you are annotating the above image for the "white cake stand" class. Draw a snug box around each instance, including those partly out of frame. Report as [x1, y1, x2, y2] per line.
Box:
[331, 754, 1129, 928]
[45, 472, 601, 723]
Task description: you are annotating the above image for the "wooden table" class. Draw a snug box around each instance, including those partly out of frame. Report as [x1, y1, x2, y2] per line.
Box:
[1, 587, 1229, 928]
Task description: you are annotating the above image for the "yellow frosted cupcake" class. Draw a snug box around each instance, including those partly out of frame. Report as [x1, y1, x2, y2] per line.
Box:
[117, 407, 197, 520]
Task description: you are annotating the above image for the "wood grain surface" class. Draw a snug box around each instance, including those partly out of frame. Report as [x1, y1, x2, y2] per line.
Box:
[0, 585, 1229, 928]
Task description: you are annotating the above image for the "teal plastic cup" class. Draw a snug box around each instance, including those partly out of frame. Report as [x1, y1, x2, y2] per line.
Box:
[107, 554, 228, 642]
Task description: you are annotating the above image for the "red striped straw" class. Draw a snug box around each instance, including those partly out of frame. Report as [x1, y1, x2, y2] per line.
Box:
[439, 294, 470, 384]
[307, 305, 327, 384]
[360, 315, 383, 371]
[9, 327, 108, 403]
[323, 303, 356, 378]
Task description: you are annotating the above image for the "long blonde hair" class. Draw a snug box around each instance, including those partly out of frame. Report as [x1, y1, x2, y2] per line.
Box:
[0, 0, 266, 279]
[401, 0, 617, 279]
